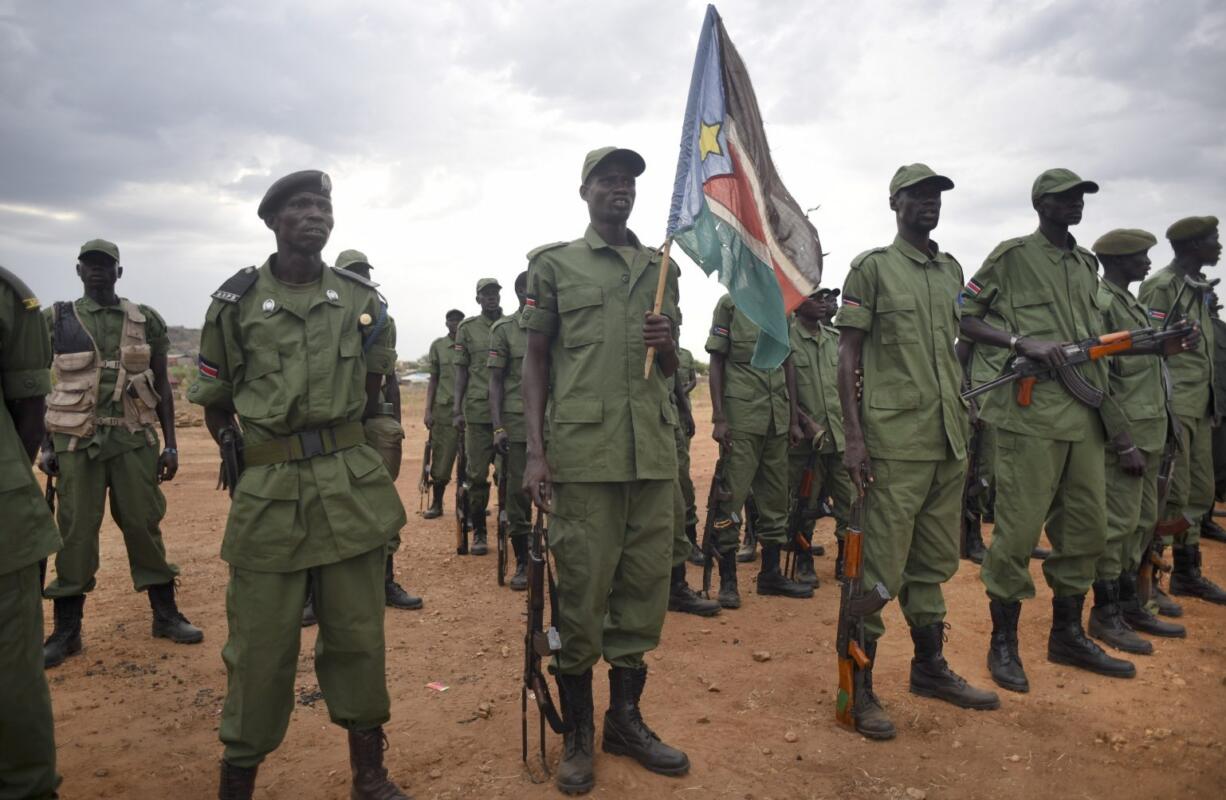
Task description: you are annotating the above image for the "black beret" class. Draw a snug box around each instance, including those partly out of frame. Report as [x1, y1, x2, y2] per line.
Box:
[1166, 216, 1219, 243]
[258, 170, 332, 220]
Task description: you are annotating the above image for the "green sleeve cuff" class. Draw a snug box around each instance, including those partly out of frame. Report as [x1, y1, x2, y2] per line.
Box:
[187, 375, 233, 408]
[521, 306, 558, 336]
[1, 367, 51, 400]
[487, 351, 508, 369]
[833, 305, 873, 331]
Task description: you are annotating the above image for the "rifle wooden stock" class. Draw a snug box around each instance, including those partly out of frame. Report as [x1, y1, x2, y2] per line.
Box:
[522, 513, 568, 773]
[834, 487, 890, 730]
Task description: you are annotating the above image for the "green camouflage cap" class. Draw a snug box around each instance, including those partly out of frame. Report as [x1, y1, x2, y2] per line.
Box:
[1092, 228, 1157, 257]
[476, 278, 502, 293]
[257, 169, 332, 219]
[1166, 215, 1219, 243]
[581, 146, 646, 184]
[79, 239, 120, 263]
[889, 163, 954, 195]
[335, 249, 371, 271]
[1031, 168, 1099, 201]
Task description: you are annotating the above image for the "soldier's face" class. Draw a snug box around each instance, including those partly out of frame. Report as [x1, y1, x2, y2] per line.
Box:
[797, 297, 822, 320]
[1196, 231, 1221, 266]
[1118, 251, 1152, 282]
[581, 164, 636, 225]
[446, 316, 462, 336]
[1036, 189, 1085, 227]
[477, 286, 501, 312]
[76, 254, 121, 291]
[892, 184, 942, 232]
[515, 280, 528, 307]
[269, 191, 333, 253]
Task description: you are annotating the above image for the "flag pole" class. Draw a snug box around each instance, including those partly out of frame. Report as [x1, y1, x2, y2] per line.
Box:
[643, 237, 674, 379]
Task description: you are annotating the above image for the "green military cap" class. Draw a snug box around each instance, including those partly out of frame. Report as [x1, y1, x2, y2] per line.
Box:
[1166, 215, 1219, 243]
[1092, 228, 1157, 257]
[79, 238, 120, 263]
[581, 146, 646, 184]
[335, 249, 371, 271]
[476, 278, 501, 293]
[257, 169, 332, 219]
[1031, 168, 1099, 201]
[888, 163, 954, 195]
[809, 286, 840, 299]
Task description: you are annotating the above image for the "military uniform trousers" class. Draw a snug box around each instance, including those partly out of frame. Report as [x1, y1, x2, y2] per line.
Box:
[464, 422, 498, 524]
[981, 427, 1107, 603]
[1098, 448, 1160, 580]
[549, 480, 673, 674]
[671, 477, 690, 567]
[861, 456, 964, 640]
[364, 416, 405, 552]
[219, 545, 389, 767]
[714, 421, 788, 554]
[504, 441, 532, 540]
[0, 562, 59, 800]
[428, 405, 459, 486]
[1166, 412, 1214, 545]
[675, 424, 698, 529]
[44, 442, 179, 598]
[787, 449, 852, 542]
[972, 423, 998, 518]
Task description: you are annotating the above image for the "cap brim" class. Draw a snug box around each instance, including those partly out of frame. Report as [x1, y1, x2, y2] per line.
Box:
[591, 148, 646, 179]
[1046, 179, 1100, 196]
[902, 175, 955, 193]
[79, 248, 117, 261]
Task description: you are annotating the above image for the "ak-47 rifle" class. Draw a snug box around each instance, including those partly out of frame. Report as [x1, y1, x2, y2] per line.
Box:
[455, 434, 471, 555]
[701, 444, 736, 597]
[1139, 363, 1186, 603]
[784, 444, 820, 580]
[496, 463, 509, 586]
[217, 426, 244, 498]
[835, 476, 891, 729]
[418, 432, 433, 512]
[960, 416, 990, 562]
[522, 512, 569, 778]
[41, 475, 55, 588]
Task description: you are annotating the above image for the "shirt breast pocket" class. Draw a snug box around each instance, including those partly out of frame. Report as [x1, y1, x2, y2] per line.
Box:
[877, 295, 919, 344]
[1013, 289, 1057, 336]
[235, 350, 287, 420]
[558, 287, 605, 348]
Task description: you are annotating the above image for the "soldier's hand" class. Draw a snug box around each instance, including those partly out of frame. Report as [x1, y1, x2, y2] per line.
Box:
[157, 448, 179, 483]
[493, 428, 510, 455]
[843, 437, 874, 496]
[424, 408, 434, 429]
[1164, 321, 1200, 355]
[788, 421, 804, 448]
[524, 452, 552, 512]
[681, 408, 696, 438]
[711, 418, 732, 449]
[452, 411, 466, 431]
[1118, 446, 1145, 477]
[1016, 336, 1067, 367]
[642, 313, 676, 355]
[37, 447, 59, 477]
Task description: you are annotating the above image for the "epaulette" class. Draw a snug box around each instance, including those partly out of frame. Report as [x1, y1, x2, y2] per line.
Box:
[212, 266, 259, 304]
[984, 238, 1027, 263]
[457, 315, 480, 330]
[525, 241, 569, 261]
[849, 246, 889, 270]
[332, 266, 379, 289]
[490, 315, 513, 331]
[0, 264, 40, 310]
[1095, 281, 1115, 310]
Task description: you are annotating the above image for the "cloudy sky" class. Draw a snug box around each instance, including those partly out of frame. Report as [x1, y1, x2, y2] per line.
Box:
[2, 0, 1223, 361]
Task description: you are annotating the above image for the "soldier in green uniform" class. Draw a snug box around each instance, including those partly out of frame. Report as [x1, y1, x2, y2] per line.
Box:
[836, 164, 999, 740]
[335, 249, 421, 610]
[962, 168, 1158, 690]
[453, 279, 505, 554]
[521, 147, 690, 793]
[188, 171, 410, 800]
[789, 287, 852, 584]
[1209, 293, 1226, 541]
[674, 346, 703, 564]
[707, 295, 812, 608]
[1138, 216, 1226, 605]
[0, 266, 62, 800]
[1088, 229, 1187, 647]
[488, 271, 532, 589]
[39, 239, 202, 668]
[422, 309, 464, 518]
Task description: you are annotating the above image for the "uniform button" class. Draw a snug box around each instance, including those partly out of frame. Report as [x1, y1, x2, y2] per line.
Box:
[622, 274, 629, 284]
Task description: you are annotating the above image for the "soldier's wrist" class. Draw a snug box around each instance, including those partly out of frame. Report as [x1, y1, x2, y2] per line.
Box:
[163, 447, 178, 455]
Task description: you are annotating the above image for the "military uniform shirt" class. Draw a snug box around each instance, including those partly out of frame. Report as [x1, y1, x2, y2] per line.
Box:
[835, 235, 967, 461]
[961, 230, 1127, 442]
[704, 295, 790, 436]
[789, 318, 844, 452]
[454, 312, 503, 424]
[1097, 280, 1167, 453]
[677, 347, 697, 395]
[0, 280, 61, 575]
[427, 334, 458, 408]
[521, 225, 679, 483]
[1137, 266, 1216, 421]
[487, 310, 527, 443]
[44, 297, 168, 459]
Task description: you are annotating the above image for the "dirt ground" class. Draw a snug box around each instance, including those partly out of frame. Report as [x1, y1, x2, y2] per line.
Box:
[44, 384, 1226, 800]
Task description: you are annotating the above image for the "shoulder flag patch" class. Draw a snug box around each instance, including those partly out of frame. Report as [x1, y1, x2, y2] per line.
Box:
[1148, 308, 1168, 321]
[842, 294, 862, 308]
[198, 355, 220, 379]
[488, 349, 499, 358]
[964, 279, 983, 296]
[710, 324, 730, 338]
[525, 295, 537, 308]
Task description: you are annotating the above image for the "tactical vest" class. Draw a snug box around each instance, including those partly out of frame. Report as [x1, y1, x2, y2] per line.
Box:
[45, 299, 160, 449]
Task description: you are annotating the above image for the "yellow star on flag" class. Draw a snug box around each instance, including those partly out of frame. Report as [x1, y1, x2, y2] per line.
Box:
[699, 121, 723, 160]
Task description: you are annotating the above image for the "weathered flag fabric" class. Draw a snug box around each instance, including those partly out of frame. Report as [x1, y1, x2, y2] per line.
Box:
[668, 4, 823, 369]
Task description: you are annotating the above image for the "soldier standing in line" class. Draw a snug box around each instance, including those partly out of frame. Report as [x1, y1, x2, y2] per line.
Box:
[706, 295, 812, 608]
[837, 164, 999, 740]
[189, 170, 410, 799]
[674, 346, 703, 564]
[522, 147, 690, 793]
[0, 266, 62, 800]
[1208, 293, 1226, 541]
[422, 308, 465, 519]
[453, 279, 505, 554]
[1138, 216, 1226, 605]
[39, 239, 202, 668]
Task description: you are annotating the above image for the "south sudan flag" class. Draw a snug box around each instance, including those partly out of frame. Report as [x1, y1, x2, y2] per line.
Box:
[668, 4, 823, 369]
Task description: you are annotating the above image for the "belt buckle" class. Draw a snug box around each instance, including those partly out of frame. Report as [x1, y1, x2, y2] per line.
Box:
[299, 429, 325, 459]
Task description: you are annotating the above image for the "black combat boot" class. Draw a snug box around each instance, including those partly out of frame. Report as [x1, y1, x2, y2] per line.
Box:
[1170, 543, 1226, 604]
[470, 522, 489, 556]
[556, 670, 595, 795]
[717, 550, 740, 609]
[602, 666, 690, 776]
[384, 556, 423, 610]
[1087, 579, 1151, 654]
[908, 623, 1000, 709]
[1119, 571, 1184, 638]
[987, 598, 1028, 692]
[963, 517, 986, 565]
[348, 726, 410, 799]
[668, 564, 720, 617]
[852, 639, 895, 740]
[736, 531, 757, 563]
[795, 550, 819, 587]
[218, 760, 257, 800]
[422, 483, 445, 519]
[509, 536, 529, 591]
[148, 582, 205, 644]
[1200, 515, 1226, 544]
[835, 537, 846, 581]
[756, 544, 814, 598]
[686, 523, 704, 565]
[1031, 547, 1051, 561]
[1047, 594, 1135, 678]
[43, 594, 84, 668]
[302, 575, 318, 627]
